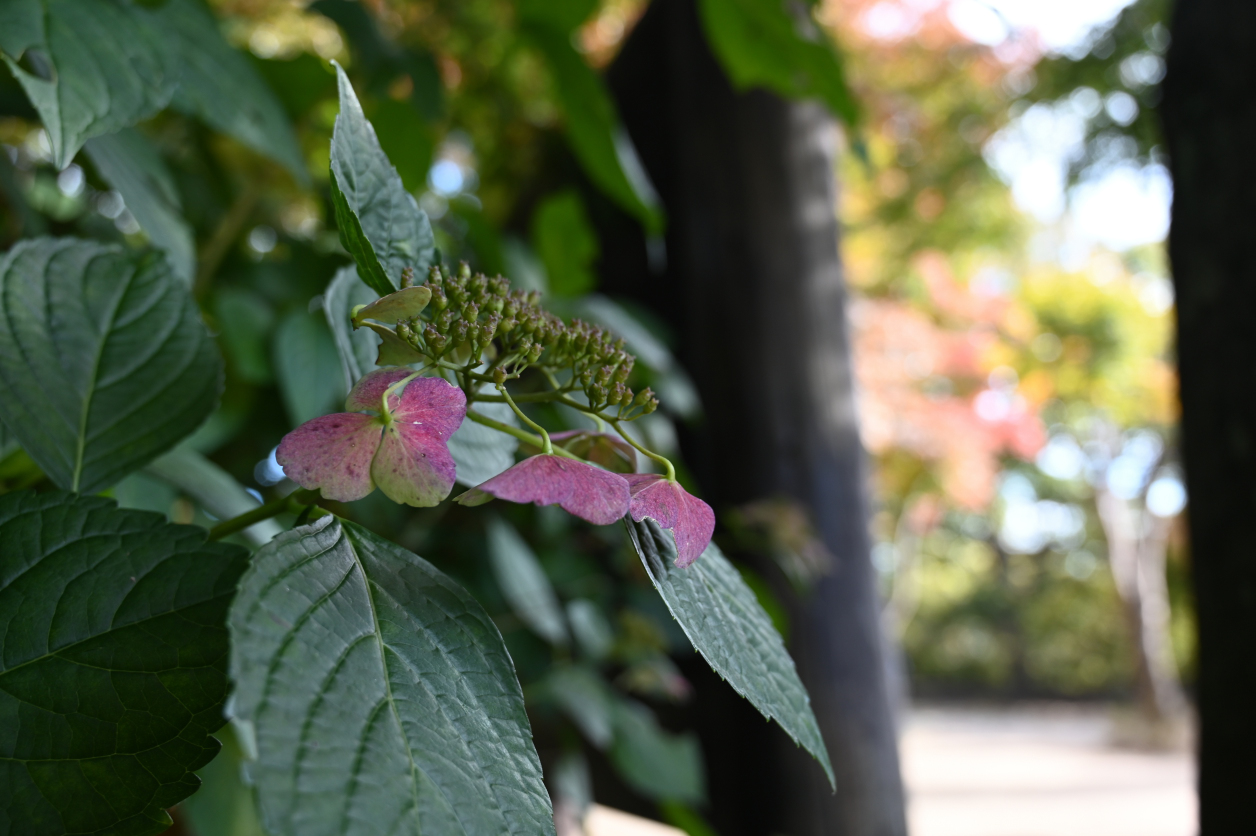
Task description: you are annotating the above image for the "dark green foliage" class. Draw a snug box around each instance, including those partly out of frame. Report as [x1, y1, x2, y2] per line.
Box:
[154, 0, 308, 182]
[329, 64, 436, 296]
[521, 22, 664, 234]
[228, 516, 556, 836]
[627, 518, 835, 787]
[0, 238, 220, 493]
[0, 0, 177, 169]
[0, 491, 249, 836]
[698, 0, 859, 127]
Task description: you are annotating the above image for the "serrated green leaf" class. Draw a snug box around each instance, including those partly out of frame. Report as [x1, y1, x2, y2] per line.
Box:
[323, 265, 380, 390]
[697, 0, 859, 127]
[84, 129, 196, 282]
[451, 395, 518, 486]
[0, 0, 178, 170]
[626, 518, 835, 787]
[330, 63, 435, 295]
[0, 490, 249, 836]
[273, 308, 345, 428]
[144, 447, 282, 547]
[522, 24, 663, 235]
[153, 0, 308, 183]
[0, 238, 221, 494]
[180, 723, 267, 836]
[487, 517, 568, 646]
[229, 516, 556, 836]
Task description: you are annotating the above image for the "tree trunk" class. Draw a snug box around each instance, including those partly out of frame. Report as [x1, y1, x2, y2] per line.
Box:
[600, 2, 908, 833]
[1161, 1, 1256, 830]
[1095, 485, 1184, 725]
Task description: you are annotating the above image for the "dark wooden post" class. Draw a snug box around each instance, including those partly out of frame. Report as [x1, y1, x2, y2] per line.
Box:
[1162, 1, 1256, 831]
[600, 2, 908, 833]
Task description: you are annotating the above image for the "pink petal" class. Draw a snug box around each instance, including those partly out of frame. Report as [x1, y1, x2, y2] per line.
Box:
[371, 424, 458, 506]
[344, 368, 413, 413]
[560, 462, 633, 525]
[626, 475, 715, 568]
[369, 377, 466, 507]
[276, 412, 382, 502]
[457, 454, 630, 525]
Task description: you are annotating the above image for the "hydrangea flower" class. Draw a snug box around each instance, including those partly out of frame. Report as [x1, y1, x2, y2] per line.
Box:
[625, 474, 715, 567]
[456, 454, 630, 525]
[277, 369, 465, 506]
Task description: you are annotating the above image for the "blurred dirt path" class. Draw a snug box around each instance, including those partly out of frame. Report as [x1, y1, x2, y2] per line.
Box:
[901, 704, 1196, 836]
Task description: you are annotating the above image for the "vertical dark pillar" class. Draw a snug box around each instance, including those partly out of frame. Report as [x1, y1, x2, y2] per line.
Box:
[1162, 2, 1256, 832]
[601, 2, 908, 833]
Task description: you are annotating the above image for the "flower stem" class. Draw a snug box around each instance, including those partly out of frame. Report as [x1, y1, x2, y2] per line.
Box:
[496, 384, 553, 454]
[208, 489, 319, 541]
[610, 419, 675, 481]
[465, 409, 582, 462]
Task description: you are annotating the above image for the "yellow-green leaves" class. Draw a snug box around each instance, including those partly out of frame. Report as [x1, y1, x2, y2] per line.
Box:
[0, 238, 220, 493]
[351, 284, 432, 327]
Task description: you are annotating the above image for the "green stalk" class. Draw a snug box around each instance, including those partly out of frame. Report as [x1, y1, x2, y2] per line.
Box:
[208, 489, 317, 541]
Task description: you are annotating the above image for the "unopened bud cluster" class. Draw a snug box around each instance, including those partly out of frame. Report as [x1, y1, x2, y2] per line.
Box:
[386, 262, 659, 418]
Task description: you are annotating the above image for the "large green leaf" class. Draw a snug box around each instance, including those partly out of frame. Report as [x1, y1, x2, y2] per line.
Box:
[0, 490, 249, 836]
[0, 238, 221, 494]
[83, 129, 196, 283]
[626, 518, 835, 787]
[329, 63, 435, 296]
[522, 23, 663, 235]
[153, 0, 308, 182]
[272, 308, 345, 428]
[486, 517, 568, 646]
[0, 0, 178, 170]
[229, 516, 556, 836]
[698, 0, 859, 127]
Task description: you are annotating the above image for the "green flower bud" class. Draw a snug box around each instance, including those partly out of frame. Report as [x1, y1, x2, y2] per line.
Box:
[400, 266, 415, 289]
[634, 387, 655, 407]
[493, 367, 507, 385]
[528, 343, 543, 362]
[642, 396, 659, 414]
[457, 261, 472, 280]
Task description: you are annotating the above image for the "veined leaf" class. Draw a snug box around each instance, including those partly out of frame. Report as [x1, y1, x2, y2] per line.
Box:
[487, 517, 568, 646]
[522, 23, 663, 235]
[626, 518, 835, 787]
[330, 63, 435, 296]
[84, 129, 196, 283]
[154, 0, 308, 182]
[698, 0, 859, 127]
[0, 490, 249, 836]
[0, 0, 178, 170]
[229, 516, 556, 836]
[0, 238, 221, 494]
